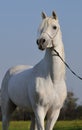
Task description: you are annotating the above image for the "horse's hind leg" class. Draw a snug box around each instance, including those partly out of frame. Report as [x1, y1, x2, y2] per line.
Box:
[30, 114, 37, 130]
[1, 97, 16, 130]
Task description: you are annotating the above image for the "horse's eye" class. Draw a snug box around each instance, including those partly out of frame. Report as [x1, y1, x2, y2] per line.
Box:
[53, 26, 57, 30]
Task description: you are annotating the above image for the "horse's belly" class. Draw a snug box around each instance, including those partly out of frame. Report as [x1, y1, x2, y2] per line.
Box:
[8, 73, 32, 112]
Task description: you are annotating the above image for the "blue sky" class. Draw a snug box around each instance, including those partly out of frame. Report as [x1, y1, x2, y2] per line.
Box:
[0, 1, 82, 104]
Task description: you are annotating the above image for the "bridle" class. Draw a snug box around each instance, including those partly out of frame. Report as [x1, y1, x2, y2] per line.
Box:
[42, 27, 59, 48]
[42, 27, 82, 80]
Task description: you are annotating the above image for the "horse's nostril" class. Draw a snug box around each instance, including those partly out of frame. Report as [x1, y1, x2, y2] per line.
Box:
[42, 39, 45, 43]
[36, 39, 39, 45]
[36, 38, 46, 45]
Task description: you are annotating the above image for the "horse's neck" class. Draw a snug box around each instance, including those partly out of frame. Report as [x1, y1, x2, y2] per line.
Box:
[44, 43, 65, 83]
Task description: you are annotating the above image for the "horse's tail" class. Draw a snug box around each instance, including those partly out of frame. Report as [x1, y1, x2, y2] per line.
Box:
[1, 69, 12, 105]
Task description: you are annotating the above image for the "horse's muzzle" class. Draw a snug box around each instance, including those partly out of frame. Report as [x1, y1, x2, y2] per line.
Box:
[36, 38, 47, 50]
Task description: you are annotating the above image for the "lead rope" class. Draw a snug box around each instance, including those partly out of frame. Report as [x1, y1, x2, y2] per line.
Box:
[53, 49, 82, 80]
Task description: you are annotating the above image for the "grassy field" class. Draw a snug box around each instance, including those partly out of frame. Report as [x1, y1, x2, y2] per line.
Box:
[0, 120, 82, 130]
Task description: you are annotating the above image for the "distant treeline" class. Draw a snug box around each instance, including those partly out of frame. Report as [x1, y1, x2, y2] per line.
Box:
[0, 91, 82, 121]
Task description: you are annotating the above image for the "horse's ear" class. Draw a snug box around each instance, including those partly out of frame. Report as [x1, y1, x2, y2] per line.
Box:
[52, 11, 57, 20]
[41, 12, 47, 19]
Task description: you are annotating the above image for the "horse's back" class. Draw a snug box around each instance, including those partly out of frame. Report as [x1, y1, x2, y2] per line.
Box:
[9, 65, 32, 75]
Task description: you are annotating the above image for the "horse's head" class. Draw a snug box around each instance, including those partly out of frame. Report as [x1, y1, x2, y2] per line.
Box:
[36, 11, 60, 51]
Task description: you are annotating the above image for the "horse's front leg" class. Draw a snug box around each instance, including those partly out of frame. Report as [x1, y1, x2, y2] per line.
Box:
[34, 106, 45, 130]
[45, 109, 60, 130]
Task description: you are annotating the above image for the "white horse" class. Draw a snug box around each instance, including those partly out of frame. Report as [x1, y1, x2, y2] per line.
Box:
[1, 11, 67, 130]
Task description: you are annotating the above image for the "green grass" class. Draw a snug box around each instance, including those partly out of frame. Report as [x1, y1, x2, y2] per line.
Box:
[54, 120, 82, 130]
[0, 120, 82, 130]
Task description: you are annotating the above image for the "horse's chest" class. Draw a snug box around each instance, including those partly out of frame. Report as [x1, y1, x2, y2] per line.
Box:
[34, 78, 67, 109]
[35, 78, 55, 107]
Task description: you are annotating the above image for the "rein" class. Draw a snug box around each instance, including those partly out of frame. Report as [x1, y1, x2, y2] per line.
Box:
[53, 49, 82, 80]
[43, 28, 82, 80]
